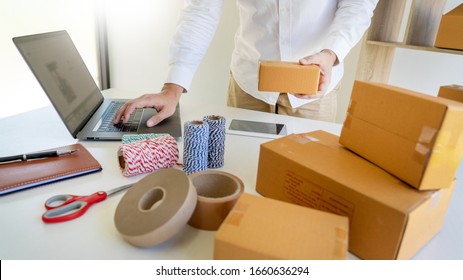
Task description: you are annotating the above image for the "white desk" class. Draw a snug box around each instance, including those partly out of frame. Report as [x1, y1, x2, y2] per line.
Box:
[1, 89, 462, 260]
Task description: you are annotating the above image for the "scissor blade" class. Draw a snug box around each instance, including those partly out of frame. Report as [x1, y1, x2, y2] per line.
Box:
[106, 183, 134, 197]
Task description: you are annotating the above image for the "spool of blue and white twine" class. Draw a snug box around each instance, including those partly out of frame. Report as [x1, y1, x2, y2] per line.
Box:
[183, 120, 209, 175]
[203, 115, 226, 168]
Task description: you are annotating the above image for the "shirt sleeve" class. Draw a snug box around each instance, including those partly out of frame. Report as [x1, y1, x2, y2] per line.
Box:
[165, 0, 224, 91]
[322, 0, 378, 64]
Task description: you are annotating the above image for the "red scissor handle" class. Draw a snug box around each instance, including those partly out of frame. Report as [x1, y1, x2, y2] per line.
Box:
[42, 191, 107, 223]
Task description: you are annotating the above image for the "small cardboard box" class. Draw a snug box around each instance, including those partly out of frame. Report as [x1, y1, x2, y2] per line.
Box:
[258, 61, 320, 94]
[438, 84, 463, 103]
[214, 193, 349, 260]
[435, 3, 463, 50]
[256, 130, 455, 260]
[340, 81, 463, 190]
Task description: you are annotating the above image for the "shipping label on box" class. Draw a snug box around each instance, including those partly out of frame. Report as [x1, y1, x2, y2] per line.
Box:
[340, 81, 463, 190]
[256, 130, 454, 260]
[214, 193, 349, 260]
[258, 61, 320, 94]
[284, 171, 355, 219]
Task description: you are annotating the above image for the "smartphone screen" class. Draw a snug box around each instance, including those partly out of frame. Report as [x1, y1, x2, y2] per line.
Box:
[229, 119, 287, 136]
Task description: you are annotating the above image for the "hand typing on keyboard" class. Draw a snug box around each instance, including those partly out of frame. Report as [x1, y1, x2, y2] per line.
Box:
[113, 84, 184, 127]
[99, 102, 142, 132]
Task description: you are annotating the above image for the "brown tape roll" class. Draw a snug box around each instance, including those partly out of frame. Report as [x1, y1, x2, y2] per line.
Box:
[188, 170, 244, 231]
[114, 168, 197, 247]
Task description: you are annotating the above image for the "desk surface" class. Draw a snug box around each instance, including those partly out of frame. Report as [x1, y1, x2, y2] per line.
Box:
[1, 89, 462, 260]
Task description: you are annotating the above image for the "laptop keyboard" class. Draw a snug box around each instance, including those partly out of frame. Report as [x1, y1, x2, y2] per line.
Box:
[97, 101, 142, 132]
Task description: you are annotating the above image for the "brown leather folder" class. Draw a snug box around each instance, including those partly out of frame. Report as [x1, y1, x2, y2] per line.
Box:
[0, 143, 102, 195]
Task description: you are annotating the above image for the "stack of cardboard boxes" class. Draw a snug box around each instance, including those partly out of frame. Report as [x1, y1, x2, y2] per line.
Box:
[213, 4, 463, 258]
[216, 80, 463, 260]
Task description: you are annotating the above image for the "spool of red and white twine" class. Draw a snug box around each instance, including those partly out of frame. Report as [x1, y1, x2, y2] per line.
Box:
[118, 135, 179, 177]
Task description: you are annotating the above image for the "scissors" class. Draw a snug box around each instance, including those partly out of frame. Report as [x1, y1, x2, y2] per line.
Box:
[42, 183, 133, 223]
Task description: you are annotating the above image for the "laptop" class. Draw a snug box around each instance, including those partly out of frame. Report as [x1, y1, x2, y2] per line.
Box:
[13, 30, 182, 140]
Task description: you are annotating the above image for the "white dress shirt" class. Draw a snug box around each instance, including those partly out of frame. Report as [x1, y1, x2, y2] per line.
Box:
[166, 0, 378, 108]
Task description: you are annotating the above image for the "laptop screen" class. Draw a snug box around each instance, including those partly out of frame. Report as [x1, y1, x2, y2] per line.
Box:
[13, 30, 103, 136]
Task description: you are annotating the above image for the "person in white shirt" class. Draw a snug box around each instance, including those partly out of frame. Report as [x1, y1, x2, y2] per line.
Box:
[114, 0, 378, 126]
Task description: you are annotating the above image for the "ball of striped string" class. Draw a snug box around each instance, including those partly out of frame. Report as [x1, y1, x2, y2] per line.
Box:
[118, 135, 179, 177]
[203, 115, 226, 168]
[183, 120, 209, 175]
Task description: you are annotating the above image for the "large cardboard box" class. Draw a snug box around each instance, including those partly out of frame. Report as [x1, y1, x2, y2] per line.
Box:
[214, 193, 349, 260]
[258, 61, 320, 94]
[435, 3, 463, 50]
[340, 81, 463, 190]
[256, 130, 455, 260]
[438, 84, 463, 103]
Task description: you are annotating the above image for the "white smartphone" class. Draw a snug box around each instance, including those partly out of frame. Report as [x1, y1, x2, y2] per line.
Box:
[227, 119, 288, 138]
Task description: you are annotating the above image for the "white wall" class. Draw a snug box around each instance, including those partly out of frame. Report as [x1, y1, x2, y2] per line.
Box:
[104, 0, 184, 94]
[104, 0, 238, 108]
[0, 0, 99, 119]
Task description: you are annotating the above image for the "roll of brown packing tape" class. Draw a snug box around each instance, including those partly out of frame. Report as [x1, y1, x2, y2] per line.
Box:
[114, 168, 197, 247]
[188, 170, 244, 231]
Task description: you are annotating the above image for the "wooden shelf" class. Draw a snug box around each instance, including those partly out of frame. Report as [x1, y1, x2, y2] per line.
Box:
[356, 0, 453, 83]
[366, 40, 463, 56]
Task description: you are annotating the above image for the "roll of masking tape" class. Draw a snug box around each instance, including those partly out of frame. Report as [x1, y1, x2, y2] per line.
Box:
[187, 170, 244, 231]
[114, 168, 197, 247]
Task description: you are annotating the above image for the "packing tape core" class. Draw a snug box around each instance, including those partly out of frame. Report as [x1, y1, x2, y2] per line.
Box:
[114, 168, 197, 247]
[188, 170, 244, 231]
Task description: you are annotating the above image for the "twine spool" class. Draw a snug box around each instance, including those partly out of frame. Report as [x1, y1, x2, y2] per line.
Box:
[118, 135, 179, 177]
[121, 133, 169, 145]
[203, 115, 226, 169]
[183, 120, 209, 175]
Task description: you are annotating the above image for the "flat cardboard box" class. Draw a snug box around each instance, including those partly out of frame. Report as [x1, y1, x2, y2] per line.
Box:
[438, 84, 463, 103]
[258, 61, 320, 94]
[435, 3, 463, 50]
[214, 193, 349, 260]
[340, 81, 463, 190]
[255, 130, 455, 260]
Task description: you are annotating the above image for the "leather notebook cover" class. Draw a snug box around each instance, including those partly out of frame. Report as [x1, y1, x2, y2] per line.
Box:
[0, 143, 102, 195]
